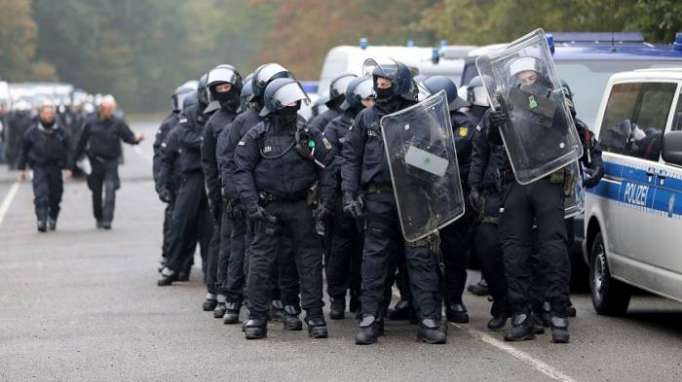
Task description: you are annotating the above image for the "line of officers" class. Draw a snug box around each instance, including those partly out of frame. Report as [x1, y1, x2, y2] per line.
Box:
[153, 60, 603, 345]
[8, 95, 144, 232]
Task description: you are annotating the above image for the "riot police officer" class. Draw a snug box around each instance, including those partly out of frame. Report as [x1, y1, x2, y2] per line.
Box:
[486, 57, 572, 343]
[342, 60, 446, 345]
[157, 75, 213, 287]
[466, 75, 512, 331]
[73, 96, 144, 229]
[18, 100, 71, 232]
[319, 75, 373, 319]
[418, 75, 478, 324]
[153, 82, 197, 272]
[233, 78, 332, 340]
[201, 65, 242, 315]
[216, 65, 300, 326]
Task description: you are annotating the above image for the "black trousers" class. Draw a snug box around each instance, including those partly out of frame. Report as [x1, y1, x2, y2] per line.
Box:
[440, 196, 475, 307]
[325, 199, 363, 301]
[31, 165, 63, 222]
[246, 200, 322, 319]
[206, 199, 231, 296]
[361, 192, 441, 321]
[499, 178, 569, 316]
[165, 172, 213, 275]
[473, 190, 509, 318]
[87, 157, 119, 223]
[224, 213, 247, 303]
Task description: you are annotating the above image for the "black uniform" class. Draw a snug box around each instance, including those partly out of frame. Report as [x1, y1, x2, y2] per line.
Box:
[153, 112, 181, 260]
[320, 110, 363, 310]
[18, 121, 70, 224]
[439, 110, 477, 316]
[6, 110, 34, 169]
[73, 114, 140, 225]
[487, 111, 570, 320]
[468, 111, 511, 319]
[159, 103, 213, 278]
[217, 108, 261, 307]
[233, 117, 331, 321]
[201, 105, 237, 297]
[218, 108, 302, 312]
[341, 102, 442, 322]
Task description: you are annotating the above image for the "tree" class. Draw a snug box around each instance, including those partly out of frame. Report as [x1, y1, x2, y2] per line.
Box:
[0, 0, 55, 81]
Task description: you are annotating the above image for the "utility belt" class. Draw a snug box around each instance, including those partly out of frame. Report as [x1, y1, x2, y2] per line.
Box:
[258, 190, 308, 204]
[364, 183, 393, 195]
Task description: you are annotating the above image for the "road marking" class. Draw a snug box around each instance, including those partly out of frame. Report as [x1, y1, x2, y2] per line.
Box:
[390, 289, 576, 381]
[451, 323, 577, 382]
[0, 181, 20, 226]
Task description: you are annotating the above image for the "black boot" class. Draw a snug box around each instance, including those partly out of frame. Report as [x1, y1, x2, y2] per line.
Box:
[417, 318, 447, 344]
[550, 316, 570, 344]
[355, 316, 379, 345]
[329, 298, 345, 320]
[48, 217, 57, 231]
[270, 300, 284, 322]
[177, 271, 190, 282]
[487, 315, 508, 331]
[388, 300, 414, 321]
[243, 318, 267, 340]
[305, 313, 328, 339]
[533, 314, 546, 335]
[282, 305, 303, 331]
[223, 302, 241, 324]
[37, 220, 48, 233]
[157, 269, 178, 286]
[101, 221, 112, 230]
[214, 302, 227, 319]
[446, 303, 470, 324]
[541, 301, 552, 327]
[202, 296, 218, 312]
[567, 304, 577, 318]
[504, 312, 536, 342]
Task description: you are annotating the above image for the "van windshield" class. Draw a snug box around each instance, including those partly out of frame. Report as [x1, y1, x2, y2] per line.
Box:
[555, 60, 682, 129]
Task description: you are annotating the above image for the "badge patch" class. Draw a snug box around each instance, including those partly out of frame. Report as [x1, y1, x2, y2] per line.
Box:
[323, 137, 332, 150]
[263, 146, 272, 153]
[458, 127, 469, 137]
[528, 95, 538, 109]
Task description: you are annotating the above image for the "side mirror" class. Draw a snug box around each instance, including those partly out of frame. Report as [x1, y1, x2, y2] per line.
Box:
[662, 131, 682, 166]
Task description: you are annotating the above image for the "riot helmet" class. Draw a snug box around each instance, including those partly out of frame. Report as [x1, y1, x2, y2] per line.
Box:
[340, 76, 374, 111]
[260, 78, 310, 118]
[207, 64, 243, 110]
[363, 58, 417, 102]
[466, 75, 492, 107]
[327, 73, 357, 109]
[418, 75, 469, 111]
[251, 63, 293, 104]
[172, 80, 198, 112]
[197, 73, 209, 107]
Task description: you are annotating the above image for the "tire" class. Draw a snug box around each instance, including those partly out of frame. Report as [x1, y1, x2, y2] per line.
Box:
[589, 232, 631, 316]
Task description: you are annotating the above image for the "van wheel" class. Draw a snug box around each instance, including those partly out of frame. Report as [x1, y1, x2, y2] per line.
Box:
[590, 232, 631, 316]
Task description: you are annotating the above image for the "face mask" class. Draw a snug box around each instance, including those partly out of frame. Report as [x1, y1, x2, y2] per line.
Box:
[275, 105, 299, 126]
[215, 90, 240, 110]
[374, 86, 394, 101]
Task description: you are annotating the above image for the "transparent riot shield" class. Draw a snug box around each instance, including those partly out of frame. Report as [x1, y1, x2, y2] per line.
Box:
[380, 90, 465, 242]
[475, 29, 583, 185]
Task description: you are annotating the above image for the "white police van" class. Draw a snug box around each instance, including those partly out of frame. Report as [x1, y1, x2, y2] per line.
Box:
[584, 67, 682, 315]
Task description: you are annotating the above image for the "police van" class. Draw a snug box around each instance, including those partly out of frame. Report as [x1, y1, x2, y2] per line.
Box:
[584, 67, 682, 315]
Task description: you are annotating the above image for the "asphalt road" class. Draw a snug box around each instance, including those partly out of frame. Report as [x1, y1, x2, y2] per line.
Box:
[0, 121, 681, 382]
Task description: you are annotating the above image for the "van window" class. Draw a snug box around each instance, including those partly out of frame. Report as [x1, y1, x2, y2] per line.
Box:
[599, 82, 676, 161]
